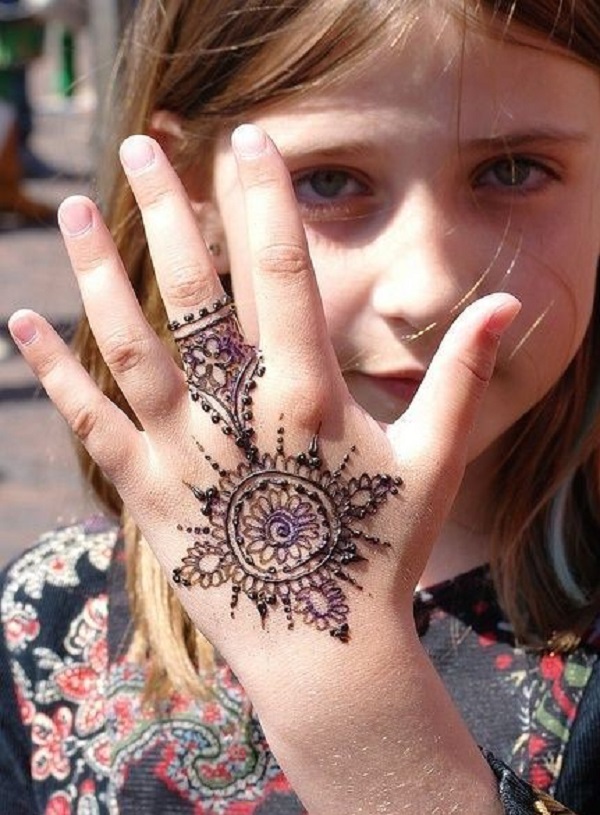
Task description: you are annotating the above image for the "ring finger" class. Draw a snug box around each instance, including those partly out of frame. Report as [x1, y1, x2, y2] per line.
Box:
[119, 135, 224, 319]
[120, 136, 261, 447]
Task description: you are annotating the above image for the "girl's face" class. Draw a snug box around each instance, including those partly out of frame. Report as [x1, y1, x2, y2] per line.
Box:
[211, 13, 600, 465]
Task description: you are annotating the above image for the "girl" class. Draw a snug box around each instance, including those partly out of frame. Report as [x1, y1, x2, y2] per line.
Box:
[2, 0, 600, 812]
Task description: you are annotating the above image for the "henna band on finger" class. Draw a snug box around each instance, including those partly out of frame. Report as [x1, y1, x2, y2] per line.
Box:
[168, 294, 264, 460]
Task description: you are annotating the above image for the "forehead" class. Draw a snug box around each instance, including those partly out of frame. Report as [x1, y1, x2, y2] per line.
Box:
[249, 13, 600, 145]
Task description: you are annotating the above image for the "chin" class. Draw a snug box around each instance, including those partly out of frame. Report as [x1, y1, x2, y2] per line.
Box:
[353, 393, 408, 425]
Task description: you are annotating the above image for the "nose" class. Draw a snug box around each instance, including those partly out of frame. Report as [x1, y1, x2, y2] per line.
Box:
[371, 185, 465, 333]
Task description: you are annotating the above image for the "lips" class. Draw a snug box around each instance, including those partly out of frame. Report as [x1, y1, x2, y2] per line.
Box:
[343, 368, 427, 421]
[367, 373, 424, 403]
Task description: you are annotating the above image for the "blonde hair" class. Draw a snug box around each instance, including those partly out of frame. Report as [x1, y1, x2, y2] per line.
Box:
[73, 0, 600, 699]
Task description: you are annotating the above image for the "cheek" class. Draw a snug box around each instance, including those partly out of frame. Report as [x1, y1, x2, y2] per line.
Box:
[499, 227, 598, 378]
[467, 255, 597, 463]
[306, 233, 371, 356]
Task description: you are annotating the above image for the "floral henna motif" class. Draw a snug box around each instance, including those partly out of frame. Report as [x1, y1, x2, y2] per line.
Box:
[173, 429, 401, 641]
[169, 295, 264, 459]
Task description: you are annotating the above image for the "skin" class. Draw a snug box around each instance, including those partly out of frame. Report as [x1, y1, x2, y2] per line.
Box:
[7, 12, 598, 815]
[210, 17, 600, 585]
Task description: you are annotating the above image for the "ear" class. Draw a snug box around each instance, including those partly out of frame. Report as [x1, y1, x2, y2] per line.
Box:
[149, 110, 229, 276]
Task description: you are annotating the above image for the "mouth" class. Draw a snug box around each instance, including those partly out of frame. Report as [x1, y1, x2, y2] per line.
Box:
[355, 369, 426, 404]
[369, 374, 424, 402]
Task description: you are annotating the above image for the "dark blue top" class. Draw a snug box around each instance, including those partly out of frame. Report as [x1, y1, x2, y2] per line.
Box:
[1, 517, 597, 813]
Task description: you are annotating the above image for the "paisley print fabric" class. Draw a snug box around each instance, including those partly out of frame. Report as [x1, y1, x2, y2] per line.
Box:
[1, 519, 598, 813]
[415, 567, 598, 798]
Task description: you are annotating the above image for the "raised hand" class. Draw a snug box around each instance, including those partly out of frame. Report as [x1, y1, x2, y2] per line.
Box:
[9, 125, 518, 651]
[9, 125, 515, 814]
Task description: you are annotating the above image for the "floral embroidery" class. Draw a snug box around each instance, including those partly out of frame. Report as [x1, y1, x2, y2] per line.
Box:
[2, 525, 596, 813]
[31, 707, 74, 781]
[415, 567, 598, 797]
[107, 658, 287, 813]
[46, 791, 72, 815]
[489, 646, 595, 792]
[4, 601, 40, 652]
[4, 518, 115, 603]
[1, 519, 116, 813]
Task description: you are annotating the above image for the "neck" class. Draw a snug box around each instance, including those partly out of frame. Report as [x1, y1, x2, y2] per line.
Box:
[417, 444, 500, 590]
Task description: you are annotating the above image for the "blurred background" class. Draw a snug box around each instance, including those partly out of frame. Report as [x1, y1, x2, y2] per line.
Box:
[1, 1, 134, 566]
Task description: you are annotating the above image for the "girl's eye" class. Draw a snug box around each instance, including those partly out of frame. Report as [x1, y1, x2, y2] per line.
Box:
[295, 169, 364, 200]
[474, 156, 556, 193]
[291, 168, 375, 222]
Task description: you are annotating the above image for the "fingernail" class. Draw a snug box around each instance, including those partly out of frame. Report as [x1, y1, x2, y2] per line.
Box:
[486, 297, 521, 339]
[9, 311, 37, 346]
[58, 198, 93, 236]
[120, 136, 156, 172]
[232, 124, 267, 159]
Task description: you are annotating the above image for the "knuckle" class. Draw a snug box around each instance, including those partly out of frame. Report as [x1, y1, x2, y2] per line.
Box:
[163, 264, 211, 309]
[34, 347, 64, 381]
[256, 242, 308, 277]
[68, 401, 99, 442]
[74, 248, 109, 277]
[456, 348, 494, 389]
[242, 165, 279, 193]
[284, 378, 330, 430]
[102, 331, 148, 376]
[136, 178, 173, 212]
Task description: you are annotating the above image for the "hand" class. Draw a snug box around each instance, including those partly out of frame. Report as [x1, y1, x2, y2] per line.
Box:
[9, 123, 517, 659]
[10, 125, 514, 813]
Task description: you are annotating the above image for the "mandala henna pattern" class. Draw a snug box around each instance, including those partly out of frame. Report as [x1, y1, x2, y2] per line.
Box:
[169, 295, 263, 459]
[173, 429, 401, 641]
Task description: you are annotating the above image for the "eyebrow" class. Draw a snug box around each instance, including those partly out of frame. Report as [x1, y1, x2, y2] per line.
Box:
[464, 129, 590, 152]
[279, 140, 380, 164]
[274, 127, 591, 168]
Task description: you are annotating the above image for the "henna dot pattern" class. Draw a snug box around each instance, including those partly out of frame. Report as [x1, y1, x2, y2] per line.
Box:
[168, 295, 263, 459]
[173, 433, 401, 641]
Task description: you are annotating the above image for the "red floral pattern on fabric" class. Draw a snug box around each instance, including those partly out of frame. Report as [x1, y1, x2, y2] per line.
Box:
[494, 648, 593, 791]
[31, 707, 73, 781]
[1, 520, 301, 813]
[46, 791, 72, 815]
[5, 602, 40, 652]
[106, 654, 295, 813]
[416, 567, 597, 798]
[1, 520, 115, 813]
[2, 524, 597, 813]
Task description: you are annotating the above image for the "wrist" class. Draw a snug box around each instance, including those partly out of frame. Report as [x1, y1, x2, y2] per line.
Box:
[250, 629, 502, 815]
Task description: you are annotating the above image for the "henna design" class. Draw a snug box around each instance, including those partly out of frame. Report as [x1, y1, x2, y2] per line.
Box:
[168, 295, 264, 459]
[173, 429, 401, 641]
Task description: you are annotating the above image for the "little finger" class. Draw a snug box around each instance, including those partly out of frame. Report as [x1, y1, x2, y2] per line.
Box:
[9, 310, 144, 489]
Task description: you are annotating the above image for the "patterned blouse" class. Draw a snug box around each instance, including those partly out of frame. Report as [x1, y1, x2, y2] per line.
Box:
[1, 517, 598, 814]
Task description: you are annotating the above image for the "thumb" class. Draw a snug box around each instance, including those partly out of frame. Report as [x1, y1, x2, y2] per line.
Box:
[389, 292, 521, 491]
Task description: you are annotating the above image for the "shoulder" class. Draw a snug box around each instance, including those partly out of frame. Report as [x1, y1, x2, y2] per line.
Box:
[0, 516, 119, 657]
[1, 515, 118, 595]
[552, 630, 600, 810]
[583, 612, 600, 654]
[0, 518, 120, 809]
